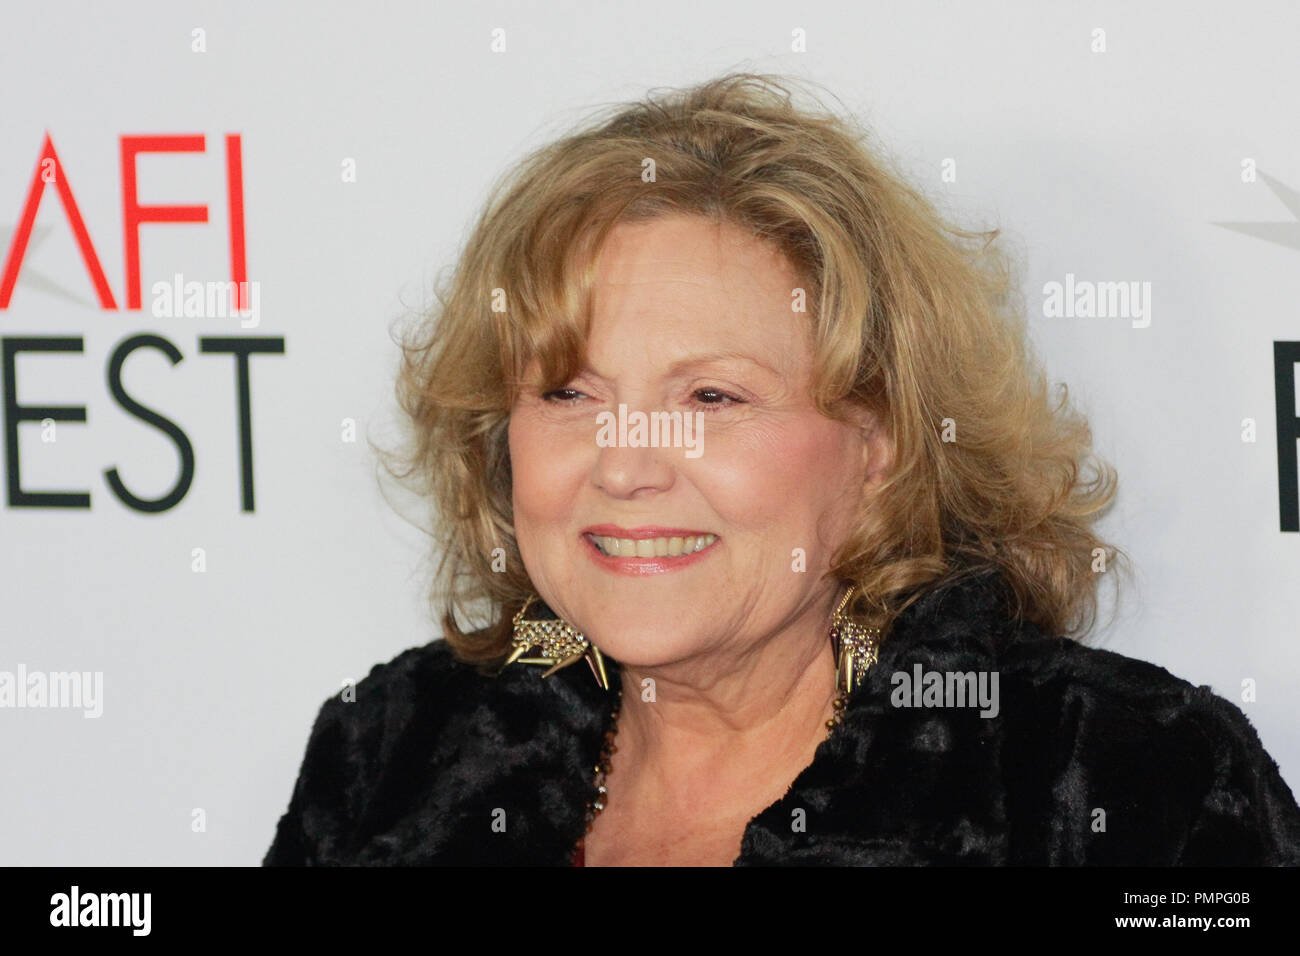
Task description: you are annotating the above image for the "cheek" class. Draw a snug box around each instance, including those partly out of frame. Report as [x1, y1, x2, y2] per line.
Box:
[704, 418, 857, 526]
[508, 413, 587, 526]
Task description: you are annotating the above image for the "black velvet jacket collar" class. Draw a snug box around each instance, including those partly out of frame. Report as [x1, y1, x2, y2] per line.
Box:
[265, 570, 1300, 866]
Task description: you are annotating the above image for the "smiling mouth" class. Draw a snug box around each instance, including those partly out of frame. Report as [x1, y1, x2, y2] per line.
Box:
[584, 533, 718, 558]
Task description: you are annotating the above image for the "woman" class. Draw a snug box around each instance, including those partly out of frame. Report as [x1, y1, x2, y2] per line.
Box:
[264, 73, 1300, 866]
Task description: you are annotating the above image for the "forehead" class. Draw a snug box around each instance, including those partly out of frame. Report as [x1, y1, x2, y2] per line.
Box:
[593, 214, 793, 283]
[587, 215, 809, 362]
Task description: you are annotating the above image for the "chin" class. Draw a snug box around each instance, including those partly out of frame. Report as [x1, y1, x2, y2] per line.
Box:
[583, 625, 699, 670]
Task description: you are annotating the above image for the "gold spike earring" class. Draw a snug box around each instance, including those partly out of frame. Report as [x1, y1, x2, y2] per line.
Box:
[503, 594, 611, 690]
[830, 584, 882, 695]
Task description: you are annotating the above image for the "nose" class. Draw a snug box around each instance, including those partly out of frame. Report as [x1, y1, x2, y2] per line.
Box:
[590, 431, 676, 498]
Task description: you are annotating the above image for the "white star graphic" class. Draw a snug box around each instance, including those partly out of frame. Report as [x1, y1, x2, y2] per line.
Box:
[1213, 172, 1300, 252]
[0, 223, 101, 309]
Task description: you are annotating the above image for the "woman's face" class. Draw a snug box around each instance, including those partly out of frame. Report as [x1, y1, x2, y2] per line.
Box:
[508, 214, 890, 669]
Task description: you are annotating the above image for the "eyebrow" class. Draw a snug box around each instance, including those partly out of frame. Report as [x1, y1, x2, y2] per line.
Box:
[579, 351, 782, 381]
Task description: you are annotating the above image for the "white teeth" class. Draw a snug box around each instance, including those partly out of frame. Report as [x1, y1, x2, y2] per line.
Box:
[590, 533, 716, 557]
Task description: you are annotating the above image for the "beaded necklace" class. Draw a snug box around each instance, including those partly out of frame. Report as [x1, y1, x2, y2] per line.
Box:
[569, 687, 848, 865]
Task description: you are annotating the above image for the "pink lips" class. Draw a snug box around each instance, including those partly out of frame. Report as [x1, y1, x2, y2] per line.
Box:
[582, 524, 714, 539]
[580, 526, 720, 576]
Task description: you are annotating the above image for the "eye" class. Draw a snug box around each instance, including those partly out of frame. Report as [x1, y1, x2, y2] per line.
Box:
[693, 388, 744, 409]
[540, 386, 744, 407]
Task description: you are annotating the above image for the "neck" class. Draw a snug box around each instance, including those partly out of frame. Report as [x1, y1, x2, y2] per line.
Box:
[609, 588, 841, 814]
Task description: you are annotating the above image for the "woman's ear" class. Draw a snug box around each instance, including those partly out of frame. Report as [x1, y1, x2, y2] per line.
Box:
[857, 408, 893, 487]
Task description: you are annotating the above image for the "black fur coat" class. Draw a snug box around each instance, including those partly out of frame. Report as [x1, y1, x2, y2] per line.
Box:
[263, 570, 1300, 865]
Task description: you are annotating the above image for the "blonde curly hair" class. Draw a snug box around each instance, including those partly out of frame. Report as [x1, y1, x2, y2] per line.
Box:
[384, 72, 1126, 665]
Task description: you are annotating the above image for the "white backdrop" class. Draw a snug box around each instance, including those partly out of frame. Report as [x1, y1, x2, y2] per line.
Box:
[1, 0, 1297, 865]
